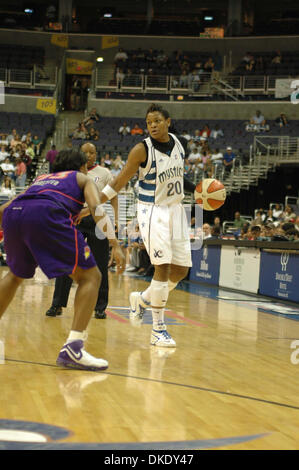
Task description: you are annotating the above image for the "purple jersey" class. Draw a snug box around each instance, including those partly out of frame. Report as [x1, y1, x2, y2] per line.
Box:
[15, 171, 84, 217]
[2, 170, 97, 279]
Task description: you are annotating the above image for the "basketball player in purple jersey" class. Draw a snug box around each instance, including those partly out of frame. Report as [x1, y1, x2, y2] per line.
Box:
[0, 149, 125, 371]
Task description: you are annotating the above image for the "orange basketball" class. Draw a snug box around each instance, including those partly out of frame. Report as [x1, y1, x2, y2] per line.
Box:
[194, 178, 226, 211]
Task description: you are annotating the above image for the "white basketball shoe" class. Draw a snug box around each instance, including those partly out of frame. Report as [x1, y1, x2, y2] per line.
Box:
[129, 291, 150, 324]
[150, 329, 176, 348]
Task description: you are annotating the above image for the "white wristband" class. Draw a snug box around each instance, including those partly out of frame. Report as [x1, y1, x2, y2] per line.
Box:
[102, 184, 117, 200]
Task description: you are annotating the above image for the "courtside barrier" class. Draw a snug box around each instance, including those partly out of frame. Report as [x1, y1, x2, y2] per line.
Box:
[190, 239, 299, 302]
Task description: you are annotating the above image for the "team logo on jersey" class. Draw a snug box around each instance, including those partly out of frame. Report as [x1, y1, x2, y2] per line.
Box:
[84, 246, 91, 260]
[153, 249, 163, 258]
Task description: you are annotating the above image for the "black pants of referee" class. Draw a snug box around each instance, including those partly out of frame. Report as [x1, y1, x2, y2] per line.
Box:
[50, 216, 110, 313]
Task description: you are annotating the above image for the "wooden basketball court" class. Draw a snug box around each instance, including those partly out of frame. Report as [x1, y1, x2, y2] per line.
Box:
[1, 266, 299, 450]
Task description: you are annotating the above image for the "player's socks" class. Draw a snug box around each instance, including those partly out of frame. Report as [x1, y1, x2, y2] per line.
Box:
[150, 279, 169, 331]
[140, 285, 151, 305]
[66, 330, 88, 343]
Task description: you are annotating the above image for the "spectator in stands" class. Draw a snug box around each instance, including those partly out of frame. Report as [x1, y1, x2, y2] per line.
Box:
[275, 113, 289, 127]
[204, 57, 215, 73]
[233, 211, 247, 230]
[21, 132, 32, 143]
[242, 52, 253, 64]
[239, 222, 250, 239]
[264, 209, 275, 225]
[211, 148, 223, 172]
[179, 70, 189, 87]
[72, 122, 88, 140]
[83, 108, 100, 127]
[116, 68, 125, 87]
[26, 142, 35, 160]
[282, 205, 297, 222]
[188, 69, 201, 91]
[131, 124, 144, 136]
[71, 76, 83, 111]
[210, 225, 221, 239]
[32, 135, 42, 156]
[10, 134, 22, 151]
[272, 203, 283, 221]
[201, 151, 212, 177]
[210, 124, 224, 140]
[261, 223, 275, 241]
[295, 216, 299, 232]
[114, 48, 128, 64]
[188, 147, 201, 165]
[191, 129, 201, 141]
[223, 146, 236, 173]
[15, 157, 27, 187]
[246, 110, 269, 132]
[119, 122, 131, 136]
[46, 145, 58, 172]
[247, 225, 262, 241]
[181, 130, 192, 141]
[245, 57, 255, 73]
[0, 157, 15, 181]
[0, 177, 15, 198]
[110, 155, 124, 177]
[0, 145, 9, 162]
[213, 216, 222, 234]
[286, 228, 299, 241]
[7, 129, 17, 145]
[253, 209, 265, 226]
[202, 223, 212, 239]
[200, 124, 211, 140]
[86, 127, 99, 141]
[271, 50, 282, 64]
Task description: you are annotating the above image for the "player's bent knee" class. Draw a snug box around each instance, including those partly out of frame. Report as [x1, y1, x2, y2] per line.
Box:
[71, 266, 101, 286]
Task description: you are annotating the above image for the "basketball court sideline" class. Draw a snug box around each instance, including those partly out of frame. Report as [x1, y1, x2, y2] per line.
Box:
[0, 267, 299, 450]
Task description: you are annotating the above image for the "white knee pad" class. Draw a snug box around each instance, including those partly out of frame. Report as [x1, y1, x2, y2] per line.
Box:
[150, 280, 169, 308]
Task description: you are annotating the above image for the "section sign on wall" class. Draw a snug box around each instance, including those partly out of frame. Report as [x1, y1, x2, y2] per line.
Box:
[219, 246, 261, 293]
[189, 244, 221, 285]
[259, 251, 299, 303]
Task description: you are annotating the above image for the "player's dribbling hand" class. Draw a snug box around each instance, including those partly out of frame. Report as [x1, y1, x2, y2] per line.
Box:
[113, 245, 126, 275]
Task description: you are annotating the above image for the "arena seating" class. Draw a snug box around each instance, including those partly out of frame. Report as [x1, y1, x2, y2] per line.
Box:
[0, 45, 45, 70]
[71, 116, 299, 157]
[0, 112, 55, 142]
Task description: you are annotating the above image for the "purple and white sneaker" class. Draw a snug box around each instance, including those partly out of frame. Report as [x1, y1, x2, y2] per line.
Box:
[56, 340, 108, 371]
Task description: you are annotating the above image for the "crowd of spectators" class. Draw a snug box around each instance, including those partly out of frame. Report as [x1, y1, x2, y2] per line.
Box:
[112, 47, 223, 89]
[0, 128, 43, 197]
[179, 122, 238, 181]
[224, 206, 299, 242]
[232, 50, 299, 76]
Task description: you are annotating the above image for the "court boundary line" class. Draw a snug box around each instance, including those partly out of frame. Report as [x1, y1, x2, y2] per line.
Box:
[4, 357, 299, 411]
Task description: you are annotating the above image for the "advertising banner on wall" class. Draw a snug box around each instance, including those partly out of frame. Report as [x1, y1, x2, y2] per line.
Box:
[219, 246, 261, 293]
[259, 251, 299, 303]
[189, 244, 221, 285]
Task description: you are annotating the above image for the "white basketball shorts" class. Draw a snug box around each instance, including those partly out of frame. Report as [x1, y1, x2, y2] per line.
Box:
[137, 203, 192, 267]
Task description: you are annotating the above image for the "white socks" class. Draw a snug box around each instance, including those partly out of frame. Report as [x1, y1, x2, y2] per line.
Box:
[140, 279, 178, 330]
[66, 330, 88, 344]
[148, 280, 169, 331]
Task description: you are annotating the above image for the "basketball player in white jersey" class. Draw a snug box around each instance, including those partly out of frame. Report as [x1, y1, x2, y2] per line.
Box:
[99, 104, 193, 347]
